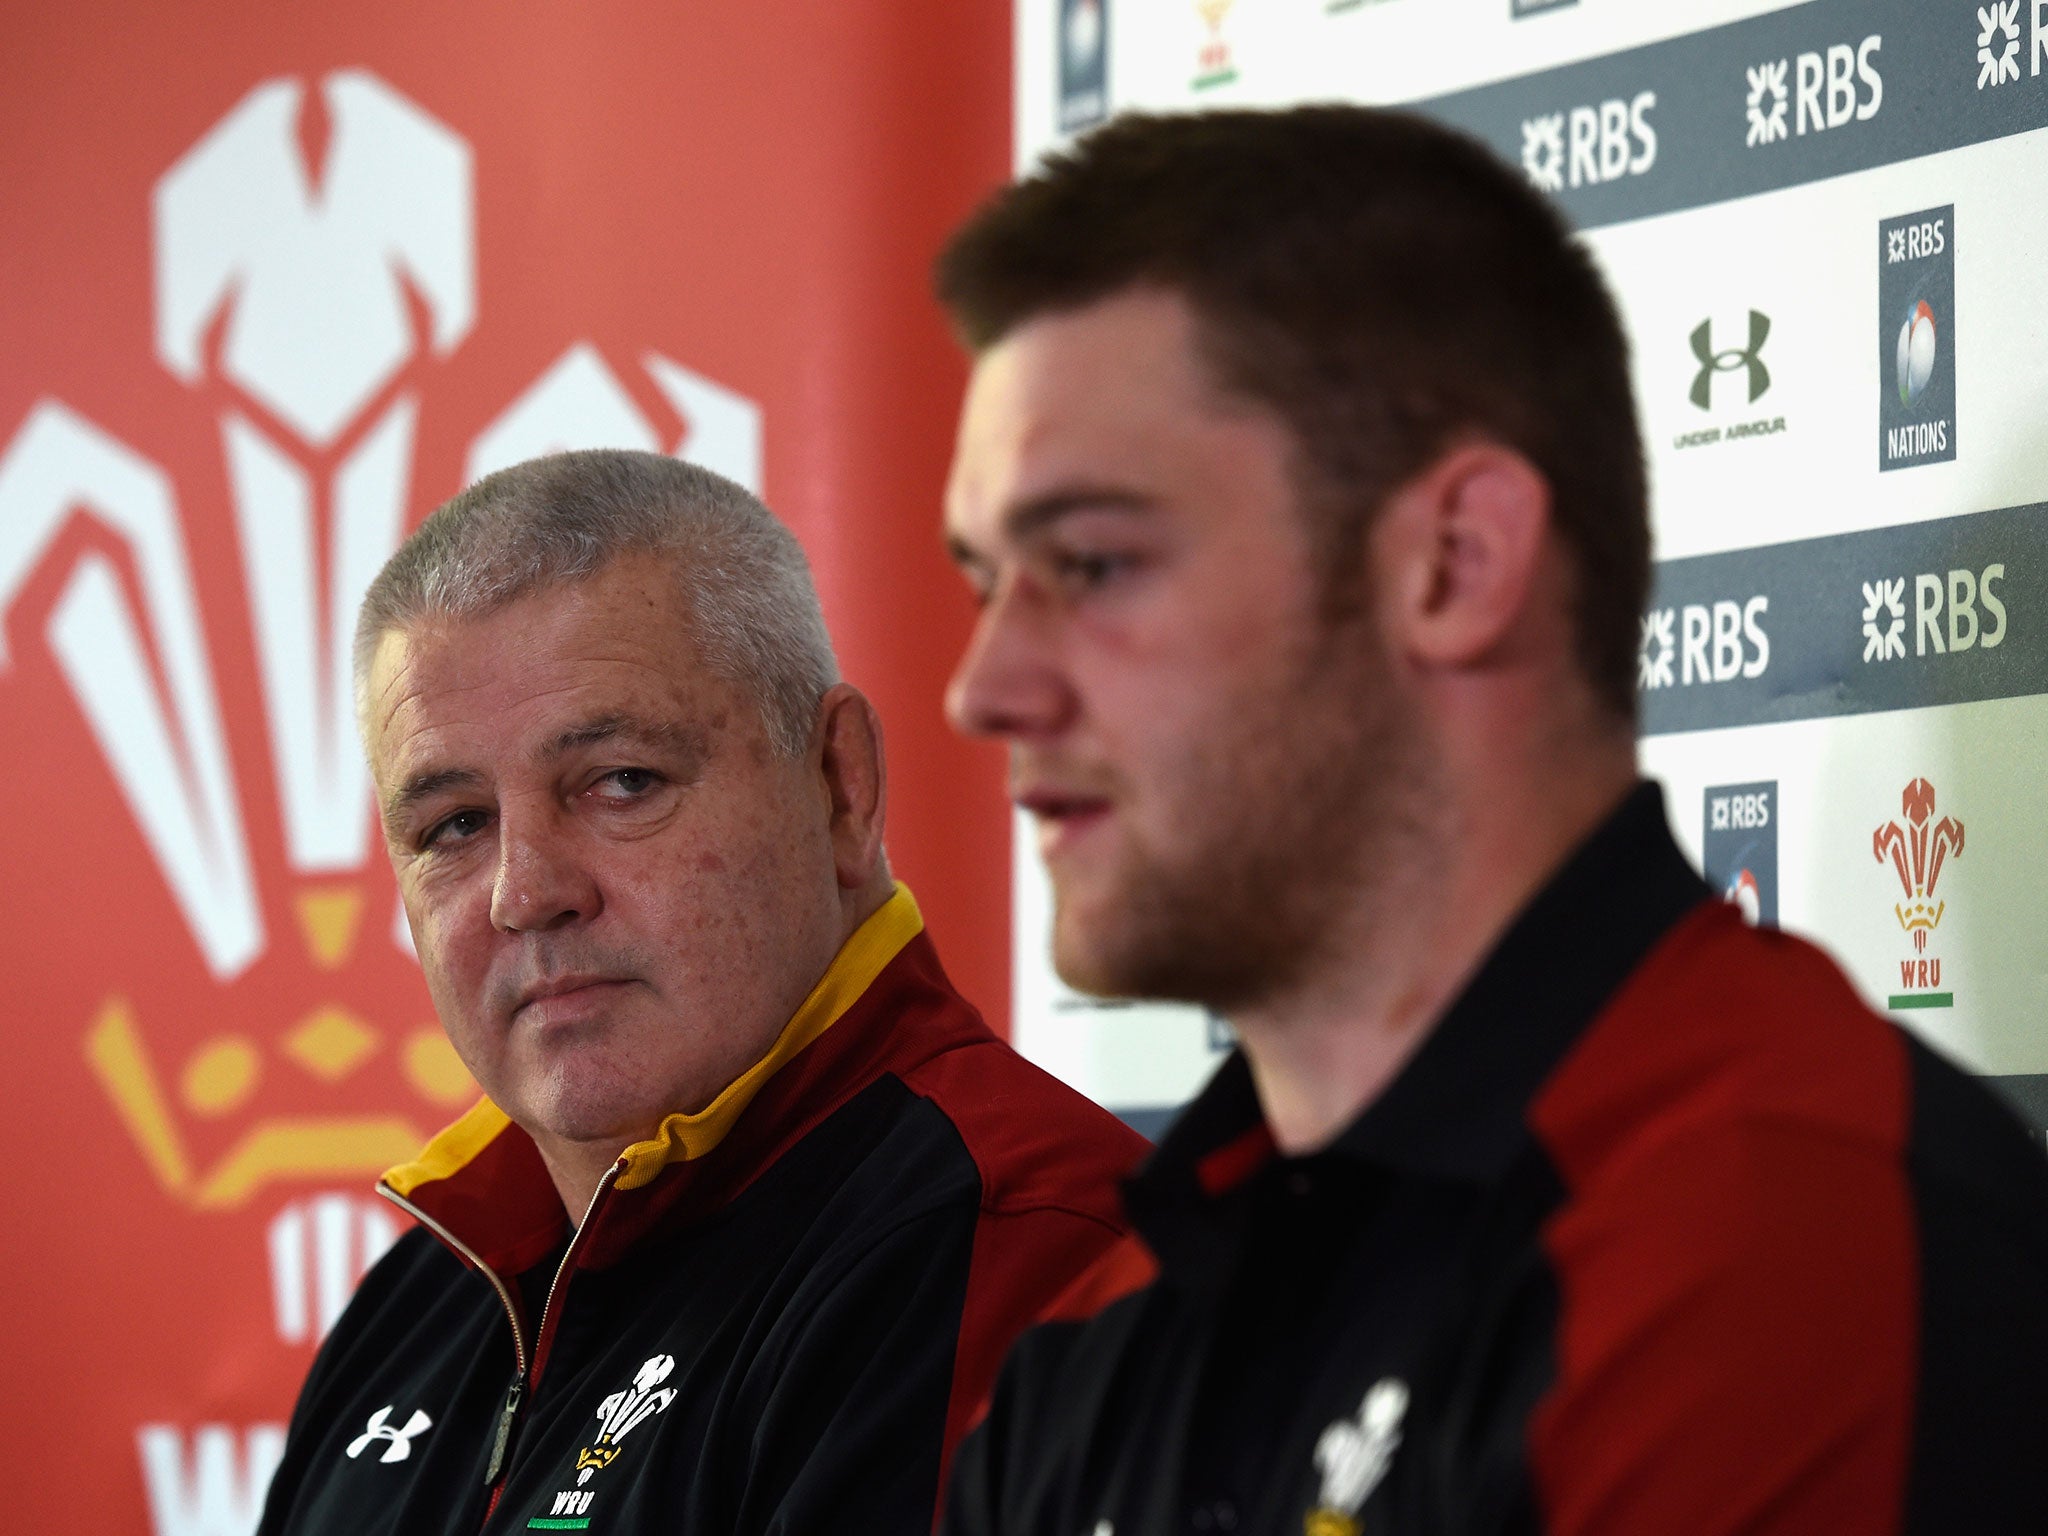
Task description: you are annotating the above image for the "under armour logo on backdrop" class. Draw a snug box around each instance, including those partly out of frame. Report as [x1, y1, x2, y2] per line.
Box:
[1689, 311, 1772, 410]
[346, 1404, 433, 1463]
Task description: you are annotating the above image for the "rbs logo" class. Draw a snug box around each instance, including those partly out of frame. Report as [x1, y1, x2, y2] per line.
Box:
[1747, 36, 1881, 147]
[1796, 36, 1883, 132]
[1638, 597, 1770, 692]
[1912, 566, 2008, 655]
[1520, 91, 1656, 192]
[1861, 565, 2007, 663]
[1710, 791, 1771, 831]
[1887, 217, 1946, 265]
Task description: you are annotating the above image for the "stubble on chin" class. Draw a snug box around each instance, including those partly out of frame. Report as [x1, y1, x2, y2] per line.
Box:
[1049, 812, 1348, 1014]
[1049, 645, 1421, 1016]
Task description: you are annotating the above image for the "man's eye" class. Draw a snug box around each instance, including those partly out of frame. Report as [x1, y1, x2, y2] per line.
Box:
[421, 809, 489, 849]
[1053, 549, 1137, 591]
[594, 768, 662, 800]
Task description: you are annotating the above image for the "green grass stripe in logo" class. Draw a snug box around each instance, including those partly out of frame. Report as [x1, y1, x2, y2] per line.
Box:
[1888, 993, 1953, 1010]
[526, 1520, 592, 1531]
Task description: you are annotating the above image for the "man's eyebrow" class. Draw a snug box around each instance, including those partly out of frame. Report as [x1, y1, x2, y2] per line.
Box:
[540, 713, 710, 764]
[947, 488, 1155, 567]
[384, 766, 484, 825]
[383, 717, 710, 824]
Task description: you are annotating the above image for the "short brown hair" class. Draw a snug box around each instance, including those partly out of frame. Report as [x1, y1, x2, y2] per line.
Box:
[935, 106, 1648, 719]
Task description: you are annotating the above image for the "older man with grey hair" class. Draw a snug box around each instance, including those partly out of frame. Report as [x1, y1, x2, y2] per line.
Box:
[255, 449, 1143, 1536]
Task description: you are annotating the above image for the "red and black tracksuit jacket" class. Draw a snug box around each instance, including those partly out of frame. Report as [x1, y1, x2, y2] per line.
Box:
[945, 786, 2048, 1536]
[256, 889, 1146, 1536]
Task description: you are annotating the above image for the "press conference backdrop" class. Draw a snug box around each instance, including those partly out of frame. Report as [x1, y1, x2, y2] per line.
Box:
[0, 5, 1009, 1531]
[1015, 0, 2048, 1141]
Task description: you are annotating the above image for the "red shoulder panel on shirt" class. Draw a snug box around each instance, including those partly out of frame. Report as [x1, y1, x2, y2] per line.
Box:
[891, 937, 1148, 1525]
[1527, 903, 1915, 1534]
[1033, 1230, 1162, 1325]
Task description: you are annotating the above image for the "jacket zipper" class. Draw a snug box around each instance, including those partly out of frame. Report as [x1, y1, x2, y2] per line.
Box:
[483, 1377, 524, 1483]
[378, 1162, 623, 1522]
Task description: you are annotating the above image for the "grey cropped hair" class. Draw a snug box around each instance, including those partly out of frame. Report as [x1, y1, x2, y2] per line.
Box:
[353, 449, 839, 758]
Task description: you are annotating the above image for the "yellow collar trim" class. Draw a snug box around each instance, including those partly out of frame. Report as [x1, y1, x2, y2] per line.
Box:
[380, 884, 923, 1200]
[612, 883, 923, 1189]
[382, 1096, 514, 1199]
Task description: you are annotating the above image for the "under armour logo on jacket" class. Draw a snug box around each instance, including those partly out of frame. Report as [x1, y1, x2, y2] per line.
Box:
[346, 1405, 434, 1463]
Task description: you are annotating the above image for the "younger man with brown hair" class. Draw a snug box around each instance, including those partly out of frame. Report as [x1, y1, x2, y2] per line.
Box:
[938, 107, 2048, 1535]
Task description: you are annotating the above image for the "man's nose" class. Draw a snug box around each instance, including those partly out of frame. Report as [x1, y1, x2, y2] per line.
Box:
[490, 810, 601, 933]
[945, 574, 1077, 741]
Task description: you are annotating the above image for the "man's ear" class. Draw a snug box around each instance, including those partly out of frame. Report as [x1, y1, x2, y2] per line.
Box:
[1372, 442, 1552, 670]
[813, 683, 887, 889]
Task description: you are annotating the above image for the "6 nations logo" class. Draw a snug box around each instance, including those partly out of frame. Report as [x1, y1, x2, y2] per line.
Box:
[1878, 207, 1955, 471]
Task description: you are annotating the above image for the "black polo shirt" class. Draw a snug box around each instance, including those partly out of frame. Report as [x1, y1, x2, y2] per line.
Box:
[945, 784, 2048, 1536]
